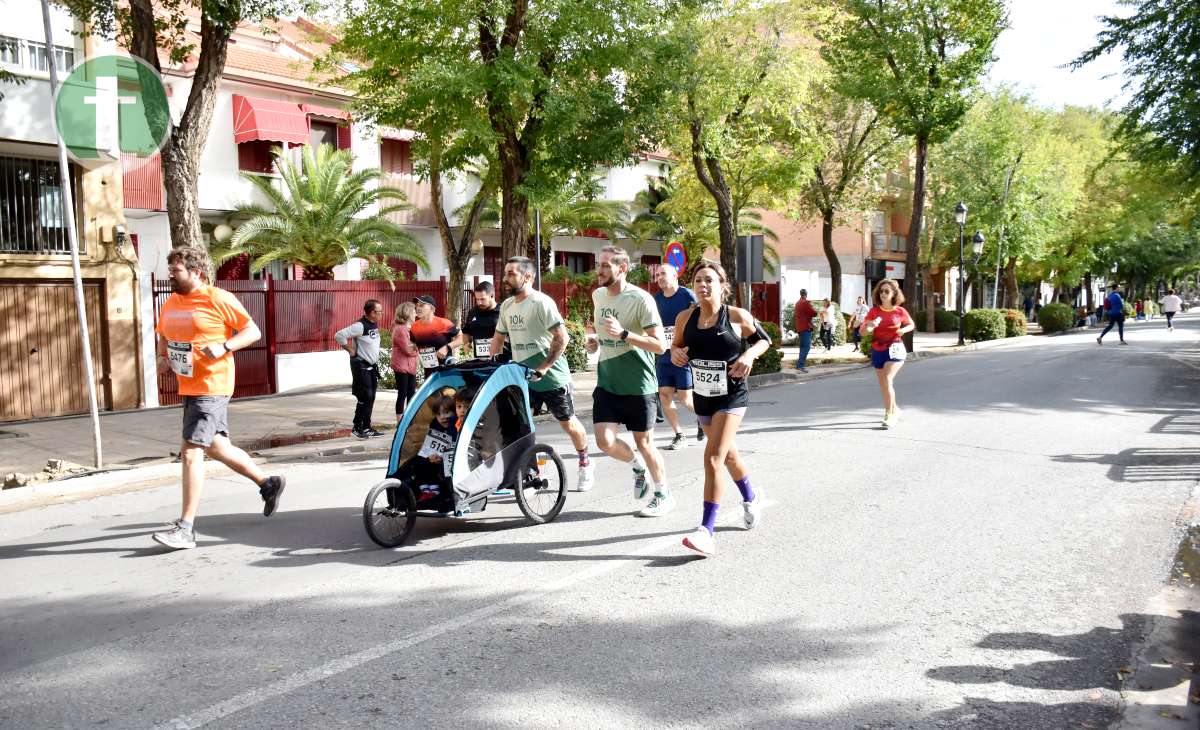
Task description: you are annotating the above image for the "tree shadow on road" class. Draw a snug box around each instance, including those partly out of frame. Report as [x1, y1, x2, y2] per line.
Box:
[1051, 447, 1200, 484]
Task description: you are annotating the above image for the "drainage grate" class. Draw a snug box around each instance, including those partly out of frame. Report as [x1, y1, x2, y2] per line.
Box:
[297, 420, 341, 428]
[0, 430, 28, 439]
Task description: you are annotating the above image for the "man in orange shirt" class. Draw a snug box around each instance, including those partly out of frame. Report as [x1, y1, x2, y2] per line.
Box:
[151, 246, 285, 550]
[409, 295, 462, 373]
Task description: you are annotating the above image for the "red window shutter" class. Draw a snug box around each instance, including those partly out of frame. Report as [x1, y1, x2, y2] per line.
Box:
[337, 123, 352, 151]
[238, 142, 275, 173]
[380, 139, 413, 174]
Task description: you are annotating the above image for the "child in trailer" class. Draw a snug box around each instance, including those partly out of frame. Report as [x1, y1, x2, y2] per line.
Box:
[402, 392, 459, 505]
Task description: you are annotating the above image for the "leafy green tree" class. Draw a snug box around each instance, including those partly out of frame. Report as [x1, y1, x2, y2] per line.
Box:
[822, 0, 1006, 309]
[1074, 0, 1200, 181]
[62, 0, 307, 250]
[659, 0, 823, 280]
[337, 0, 672, 261]
[220, 145, 427, 280]
[792, 84, 901, 304]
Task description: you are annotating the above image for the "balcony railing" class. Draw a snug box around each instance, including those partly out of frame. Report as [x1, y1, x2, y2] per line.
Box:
[380, 172, 435, 227]
[872, 232, 906, 254]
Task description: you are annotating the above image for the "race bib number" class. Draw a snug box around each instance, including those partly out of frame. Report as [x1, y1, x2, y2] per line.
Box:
[418, 347, 439, 369]
[473, 339, 491, 358]
[888, 342, 907, 361]
[419, 428, 454, 460]
[167, 340, 193, 378]
[663, 326, 676, 345]
[691, 359, 728, 397]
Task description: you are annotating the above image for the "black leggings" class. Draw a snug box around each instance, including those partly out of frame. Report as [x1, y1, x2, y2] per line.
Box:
[819, 326, 833, 350]
[1166, 312, 1175, 328]
[394, 371, 416, 416]
[1099, 315, 1125, 341]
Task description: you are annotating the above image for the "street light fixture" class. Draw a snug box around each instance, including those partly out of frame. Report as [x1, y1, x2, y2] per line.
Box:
[955, 202, 968, 346]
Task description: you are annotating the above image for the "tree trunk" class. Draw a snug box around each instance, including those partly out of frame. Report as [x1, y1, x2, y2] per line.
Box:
[1085, 272, 1094, 311]
[922, 266, 935, 333]
[821, 208, 842, 305]
[302, 264, 335, 280]
[498, 144, 529, 261]
[1003, 257, 1018, 309]
[430, 142, 496, 327]
[127, 0, 229, 250]
[903, 133, 928, 307]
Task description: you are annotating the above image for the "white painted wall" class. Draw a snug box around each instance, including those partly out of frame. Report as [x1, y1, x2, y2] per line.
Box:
[0, 2, 81, 145]
[603, 158, 668, 203]
[275, 350, 351, 393]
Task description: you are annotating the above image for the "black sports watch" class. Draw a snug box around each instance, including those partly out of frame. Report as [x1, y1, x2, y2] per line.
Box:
[619, 329, 630, 341]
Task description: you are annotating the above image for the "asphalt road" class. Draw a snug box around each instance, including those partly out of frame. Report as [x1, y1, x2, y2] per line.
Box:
[1, 315, 1197, 729]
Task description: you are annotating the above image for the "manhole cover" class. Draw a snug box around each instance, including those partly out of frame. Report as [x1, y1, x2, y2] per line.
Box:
[297, 420, 340, 428]
[0, 430, 28, 439]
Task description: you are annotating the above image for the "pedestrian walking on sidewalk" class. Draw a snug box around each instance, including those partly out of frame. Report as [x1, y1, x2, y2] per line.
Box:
[1097, 284, 1127, 345]
[491, 256, 595, 491]
[669, 261, 770, 557]
[410, 295, 463, 374]
[586, 246, 674, 516]
[849, 295, 869, 351]
[793, 290, 817, 372]
[819, 298, 836, 352]
[336, 299, 385, 438]
[653, 263, 703, 450]
[391, 302, 418, 423]
[1161, 288, 1182, 331]
[151, 246, 285, 551]
[860, 278, 915, 429]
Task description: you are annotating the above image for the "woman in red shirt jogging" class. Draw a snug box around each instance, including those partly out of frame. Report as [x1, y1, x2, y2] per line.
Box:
[859, 279, 915, 429]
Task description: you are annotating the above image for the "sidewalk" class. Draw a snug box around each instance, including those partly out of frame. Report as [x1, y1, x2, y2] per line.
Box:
[0, 328, 1035, 486]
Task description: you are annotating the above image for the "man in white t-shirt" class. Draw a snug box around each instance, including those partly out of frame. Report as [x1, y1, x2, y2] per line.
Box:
[1160, 288, 1183, 331]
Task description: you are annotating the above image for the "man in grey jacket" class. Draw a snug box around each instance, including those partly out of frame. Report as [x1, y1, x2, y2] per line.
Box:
[335, 299, 384, 438]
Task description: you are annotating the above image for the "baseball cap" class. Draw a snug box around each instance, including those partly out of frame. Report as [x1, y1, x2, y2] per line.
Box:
[413, 295, 436, 306]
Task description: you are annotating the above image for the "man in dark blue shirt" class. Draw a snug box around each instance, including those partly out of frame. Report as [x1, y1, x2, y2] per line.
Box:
[1097, 283, 1127, 345]
[654, 264, 703, 449]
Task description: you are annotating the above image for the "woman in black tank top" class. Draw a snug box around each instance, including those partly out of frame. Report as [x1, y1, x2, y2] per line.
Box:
[667, 261, 771, 557]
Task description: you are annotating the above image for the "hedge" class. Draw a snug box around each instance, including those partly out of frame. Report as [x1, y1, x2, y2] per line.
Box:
[859, 330, 874, 357]
[1002, 309, 1027, 338]
[1037, 302, 1075, 333]
[963, 308, 1006, 342]
[752, 321, 784, 375]
[912, 309, 961, 333]
[564, 319, 589, 373]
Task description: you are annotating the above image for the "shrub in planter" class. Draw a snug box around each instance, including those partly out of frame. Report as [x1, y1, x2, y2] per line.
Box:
[378, 328, 395, 390]
[750, 346, 783, 375]
[565, 319, 589, 373]
[1037, 302, 1075, 333]
[912, 309, 960, 333]
[859, 330, 874, 357]
[963, 308, 1006, 341]
[1002, 309, 1027, 337]
[760, 321, 781, 345]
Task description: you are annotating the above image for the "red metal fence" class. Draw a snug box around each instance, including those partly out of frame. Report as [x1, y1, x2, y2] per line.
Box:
[154, 277, 779, 403]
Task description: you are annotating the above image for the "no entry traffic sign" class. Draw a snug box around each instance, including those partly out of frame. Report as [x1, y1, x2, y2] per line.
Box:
[664, 241, 687, 275]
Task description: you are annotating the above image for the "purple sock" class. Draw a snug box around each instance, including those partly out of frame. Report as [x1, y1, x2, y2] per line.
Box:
[701, 501, 719, 534]
[735, 476, 755, 503]
[577, 449, 589, 467]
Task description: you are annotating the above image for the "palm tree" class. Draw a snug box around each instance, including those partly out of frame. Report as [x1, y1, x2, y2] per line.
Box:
[219, 144, 428, 280]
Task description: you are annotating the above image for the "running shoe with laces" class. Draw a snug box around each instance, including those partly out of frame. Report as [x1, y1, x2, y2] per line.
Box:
[743, 488, 764, 529]
[881, 411, 891, 430]
[575, 461, 595, 492]
[638, 492, 676, 517]
[665, 432, 687, 450]
[696, 425, 705, 443]
[682, 526, 715, 556]
[364, 428, 384, 438]
[259, 475, 287, 516]
[352, 428, 369, 439]
[632, 466, 650, 500]
[152, 521, 196, 550]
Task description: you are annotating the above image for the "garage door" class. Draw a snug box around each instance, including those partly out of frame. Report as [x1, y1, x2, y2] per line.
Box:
[0, 280, 109, 421]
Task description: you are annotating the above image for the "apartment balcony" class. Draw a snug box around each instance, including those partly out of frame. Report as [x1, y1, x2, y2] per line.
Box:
[872, 232, 906, 255]
[380, 172, 435, 227]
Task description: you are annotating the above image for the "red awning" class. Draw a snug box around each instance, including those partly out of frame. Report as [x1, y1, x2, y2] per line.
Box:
[232, 95, 310, 145]
[300, 103, 351, 121]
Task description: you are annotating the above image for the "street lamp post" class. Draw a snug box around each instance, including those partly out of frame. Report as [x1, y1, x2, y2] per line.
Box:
[955, 202, 967, 346]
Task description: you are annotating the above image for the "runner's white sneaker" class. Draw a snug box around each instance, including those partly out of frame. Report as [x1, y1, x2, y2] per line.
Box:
[743, 488, 764, 530]
[665, 432, 687, 450]
[632, 466, 650, 500]
[638, 492, 676, 517]
[682, 527, 715, 556]
[575, 462, 594, 492]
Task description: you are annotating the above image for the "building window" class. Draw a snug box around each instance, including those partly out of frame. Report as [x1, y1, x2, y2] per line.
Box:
[310, 120, 338, 150]
[381, 138, 413, 175]
[238, 141, 279, 174]
[26, 40, 74, 72]
[555, 251, 595, 275]
[0, 155, 81, 254]
[0, 36, 19, 66]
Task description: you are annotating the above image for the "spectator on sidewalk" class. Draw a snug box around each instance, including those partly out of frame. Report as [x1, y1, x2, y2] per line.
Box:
[819, 298, 837, 352]
[1135, 299, 1146, 321]
[1023, 295, 1034, 322]
[336, 299, 385, 438]
[1097, 284, 1127, 345]
[151, 246, 286, 551]
[793, 290, 817, 372]
[1161, 288, 1182, 331]
[391, 302, 418, 423]
[850, 295, 869, 351]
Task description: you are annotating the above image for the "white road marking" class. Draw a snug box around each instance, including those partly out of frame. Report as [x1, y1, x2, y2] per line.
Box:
[155, 499, 773, 729]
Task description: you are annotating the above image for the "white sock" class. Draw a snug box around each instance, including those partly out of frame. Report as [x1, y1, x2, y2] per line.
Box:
[629, 451, 646, 471]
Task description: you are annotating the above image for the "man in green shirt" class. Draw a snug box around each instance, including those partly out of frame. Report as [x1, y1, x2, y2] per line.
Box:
[491, 256, 594, 491]
[585, 245, 674, 517]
